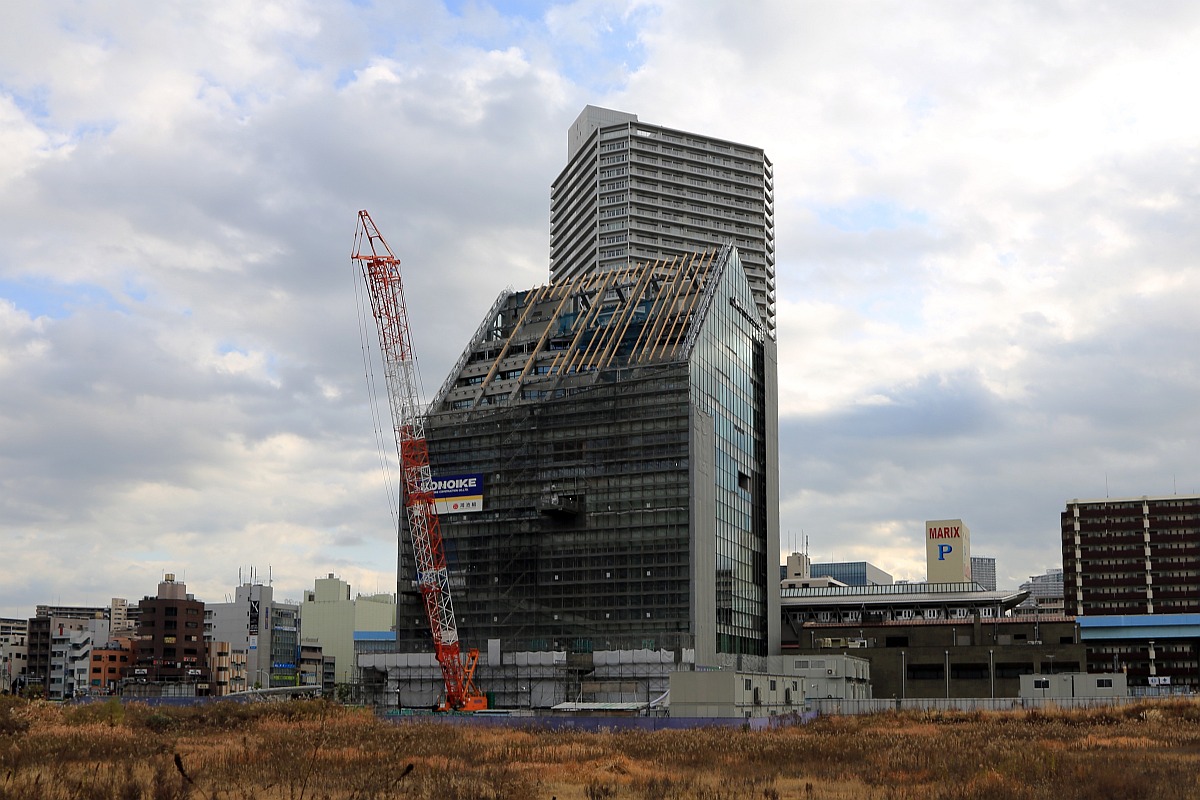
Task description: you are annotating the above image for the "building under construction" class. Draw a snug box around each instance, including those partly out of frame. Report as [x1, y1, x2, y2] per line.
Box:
[364, 246, 780, 708]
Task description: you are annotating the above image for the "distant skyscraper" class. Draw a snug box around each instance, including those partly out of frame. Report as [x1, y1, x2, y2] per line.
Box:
[1014, 568, 1064, 617]
[809, 561, 894, 587]
[1021, 568, 1064, 600]
[550, 105, 776, 336]
[970, 556, 997, 591]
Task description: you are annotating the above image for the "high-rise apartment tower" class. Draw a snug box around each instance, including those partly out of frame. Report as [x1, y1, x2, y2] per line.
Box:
[550, 106, 776, 336]
[1062, 495, 1200, 616]
[970, 556, 997, 591]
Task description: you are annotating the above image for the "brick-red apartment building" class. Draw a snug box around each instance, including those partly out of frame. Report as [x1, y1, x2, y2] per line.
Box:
[1062, 495, 1200, 616]
[1062, 495, 1200, 687]
[127, 575, 211, 694]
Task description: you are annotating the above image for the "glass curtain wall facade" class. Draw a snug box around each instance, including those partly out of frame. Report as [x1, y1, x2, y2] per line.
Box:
[686, 251, 771, 655]
[407, 247, 779, 662]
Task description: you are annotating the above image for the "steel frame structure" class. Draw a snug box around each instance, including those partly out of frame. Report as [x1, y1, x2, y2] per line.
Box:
[352, 210, 484, 711]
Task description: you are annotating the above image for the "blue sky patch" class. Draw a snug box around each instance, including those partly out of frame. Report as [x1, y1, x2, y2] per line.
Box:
[3, 83, 51, 121]
[565, 4, 654, 90]
[445, 0, 548, 20]
[439, 1, 653, 93]
[217, 342, 248, 357]
[69, 119, 117, 139]
[0, 277, 126, 319]
[854, 284, 926, 331]
[815, 199, 930, 233]
[334, 67, 358, 90]
[122, 278, 148, 303]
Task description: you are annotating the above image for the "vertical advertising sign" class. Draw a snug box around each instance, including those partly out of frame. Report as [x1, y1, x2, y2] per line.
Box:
[926, 519, 972, 583]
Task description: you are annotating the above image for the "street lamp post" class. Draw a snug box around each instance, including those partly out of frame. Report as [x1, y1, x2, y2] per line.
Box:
[900, 651, 906, 699]
[989, 649, 995, 699]
[944, 650, 950, 699]
[0, 642, 9, 694]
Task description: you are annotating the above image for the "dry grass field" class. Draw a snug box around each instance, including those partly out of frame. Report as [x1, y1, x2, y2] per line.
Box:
[3, 695, 1200, 799]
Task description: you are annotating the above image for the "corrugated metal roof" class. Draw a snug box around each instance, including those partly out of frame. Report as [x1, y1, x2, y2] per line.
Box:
[1078, 614, 1200, 640]
[551, 702, 648, 712]
[780, 582, 1028, 608]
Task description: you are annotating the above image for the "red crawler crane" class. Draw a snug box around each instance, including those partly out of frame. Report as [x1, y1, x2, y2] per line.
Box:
[352, 209, 486, 712]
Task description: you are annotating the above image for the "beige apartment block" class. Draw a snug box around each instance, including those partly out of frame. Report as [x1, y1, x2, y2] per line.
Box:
[299, 575, 395, 686]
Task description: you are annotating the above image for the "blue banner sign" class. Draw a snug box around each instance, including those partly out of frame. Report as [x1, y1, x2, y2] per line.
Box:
[430, 473, 484, 514]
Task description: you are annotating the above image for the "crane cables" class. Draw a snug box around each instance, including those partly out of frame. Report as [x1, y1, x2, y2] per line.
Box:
[352, 234, 400, 530]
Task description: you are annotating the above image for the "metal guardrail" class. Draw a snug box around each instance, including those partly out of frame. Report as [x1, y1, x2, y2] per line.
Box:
[805, 694, 1195, 715]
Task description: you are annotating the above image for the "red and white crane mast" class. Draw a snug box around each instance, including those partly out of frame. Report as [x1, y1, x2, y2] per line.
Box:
[352, 209, 485, 711]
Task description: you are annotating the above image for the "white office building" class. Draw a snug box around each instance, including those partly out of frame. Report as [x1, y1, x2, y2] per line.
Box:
[48, 617, 107, 699]
[205, 583, 299, 689]
[0, 618, 27, 694]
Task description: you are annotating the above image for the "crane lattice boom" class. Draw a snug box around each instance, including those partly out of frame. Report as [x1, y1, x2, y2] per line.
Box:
[352, 209, 485, 712]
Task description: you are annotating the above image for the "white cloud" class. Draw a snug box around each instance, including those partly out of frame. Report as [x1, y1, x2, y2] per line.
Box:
[2, 0, 1199, 615]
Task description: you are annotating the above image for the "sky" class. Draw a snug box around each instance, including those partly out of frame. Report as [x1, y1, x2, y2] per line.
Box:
[2, 1, 1199, 617]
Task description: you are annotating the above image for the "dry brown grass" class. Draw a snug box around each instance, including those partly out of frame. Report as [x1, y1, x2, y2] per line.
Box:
[4, 695, 1200, 798]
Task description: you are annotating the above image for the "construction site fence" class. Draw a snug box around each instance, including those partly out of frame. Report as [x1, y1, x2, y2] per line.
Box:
[370, 696, 1192, 726]
[379, 710, 820, 732]
[805, 694, 1195, 716]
